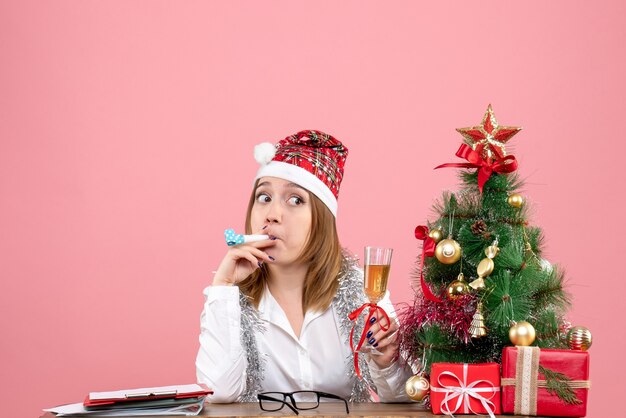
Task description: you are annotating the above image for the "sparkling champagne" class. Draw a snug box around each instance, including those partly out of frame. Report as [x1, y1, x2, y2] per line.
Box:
[364, 264, 391, 303]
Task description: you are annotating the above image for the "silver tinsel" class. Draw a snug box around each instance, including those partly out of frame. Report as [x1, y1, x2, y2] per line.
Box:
[236, 251, 375, 402]
[333, 251, 377, 402]
[237, 292, 266, 402]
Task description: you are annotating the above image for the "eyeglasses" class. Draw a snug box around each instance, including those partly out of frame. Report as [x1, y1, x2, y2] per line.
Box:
[257, 391, 350, 415]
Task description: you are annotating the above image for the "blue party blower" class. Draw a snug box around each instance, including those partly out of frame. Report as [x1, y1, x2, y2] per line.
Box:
[224, 229, 269, 246]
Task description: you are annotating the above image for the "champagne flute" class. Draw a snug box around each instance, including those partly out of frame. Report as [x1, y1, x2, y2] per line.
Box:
[362, 246, 393, 354]
[364, 246, 392, 303]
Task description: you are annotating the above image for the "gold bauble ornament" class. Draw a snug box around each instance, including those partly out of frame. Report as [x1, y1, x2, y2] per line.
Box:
[509, 321, 536, 346]
[405, 375, 430, 401]
[435, 238, 462, 264]
[428, 228, 444, 244]
[567, 326, 592, 351]
[507, 193, 525, 208]
[447, 273, 470, 299]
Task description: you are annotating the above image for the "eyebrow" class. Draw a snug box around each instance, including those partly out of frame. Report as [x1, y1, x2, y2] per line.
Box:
[256, 181, 306, 191]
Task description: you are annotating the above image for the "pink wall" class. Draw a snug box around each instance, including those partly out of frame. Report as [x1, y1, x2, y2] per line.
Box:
[1, 1, 623, 416]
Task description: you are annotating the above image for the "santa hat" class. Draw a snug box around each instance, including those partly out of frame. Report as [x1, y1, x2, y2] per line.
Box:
[254, 130, 348, 217]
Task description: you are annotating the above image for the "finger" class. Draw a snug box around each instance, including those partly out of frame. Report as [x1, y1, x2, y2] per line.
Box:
[372, 330, 399, 349]
[246, 246, 276, 262]
[364, 314, 392, 338]
[376, 315, 390, 330]
[376, 315, 398, 328]
[369, 321, 398, 347]
[228, 249, 265, 274]
[232, 246, 275, 263]
[368, 309, 389, 327]
[230, 249, 263, 269]
[365, 324, 378, 343]
[380, 320, 399, 337]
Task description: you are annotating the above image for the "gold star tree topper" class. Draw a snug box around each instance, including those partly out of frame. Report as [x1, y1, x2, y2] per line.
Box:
[456, 105, 522, 161]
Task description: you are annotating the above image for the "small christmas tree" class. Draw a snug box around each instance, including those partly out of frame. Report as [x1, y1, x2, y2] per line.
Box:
[400, 105, 571, 372]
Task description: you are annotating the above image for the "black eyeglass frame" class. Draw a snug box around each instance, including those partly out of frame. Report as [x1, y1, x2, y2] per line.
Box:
[257, 390, 350, 415]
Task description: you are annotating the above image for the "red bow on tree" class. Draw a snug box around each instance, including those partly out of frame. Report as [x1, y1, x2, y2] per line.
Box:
[435, 144, 518, 193]
[415, 225, 443, 303]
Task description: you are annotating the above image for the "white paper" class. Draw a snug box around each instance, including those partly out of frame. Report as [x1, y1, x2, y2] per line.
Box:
[44, 399, 205, 416]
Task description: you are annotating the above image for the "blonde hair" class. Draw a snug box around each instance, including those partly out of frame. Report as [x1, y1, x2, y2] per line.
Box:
[238, 180, 343, 312]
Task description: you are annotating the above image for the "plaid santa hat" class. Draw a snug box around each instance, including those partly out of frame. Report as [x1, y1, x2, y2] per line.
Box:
[254, 130, 348, 217]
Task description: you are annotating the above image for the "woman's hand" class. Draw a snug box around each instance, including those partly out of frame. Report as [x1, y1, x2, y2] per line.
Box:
[366, 311, 400, 369]
[212, 229, 277, 286]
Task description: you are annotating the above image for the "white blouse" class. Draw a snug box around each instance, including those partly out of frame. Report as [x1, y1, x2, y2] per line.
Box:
[195, 284, 412, 403]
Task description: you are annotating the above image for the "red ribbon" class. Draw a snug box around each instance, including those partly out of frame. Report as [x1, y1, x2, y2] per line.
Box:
[434, 144, 518, 193]
[414, 226, 443, 303]
[348, 303, 390, 379]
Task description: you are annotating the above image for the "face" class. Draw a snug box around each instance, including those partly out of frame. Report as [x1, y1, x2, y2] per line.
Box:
[250, 177, 313, 266]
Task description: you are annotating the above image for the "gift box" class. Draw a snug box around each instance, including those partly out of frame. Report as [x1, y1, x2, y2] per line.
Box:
[430, 362, 501, 417]
[501, 346, 590, 417]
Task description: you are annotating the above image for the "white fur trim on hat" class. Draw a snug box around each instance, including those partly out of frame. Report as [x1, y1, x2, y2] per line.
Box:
[254, 142, 277, 165]
[255, 161, 338, 217]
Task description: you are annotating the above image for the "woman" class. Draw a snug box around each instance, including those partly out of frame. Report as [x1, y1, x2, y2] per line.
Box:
[196, 130, 411, 404]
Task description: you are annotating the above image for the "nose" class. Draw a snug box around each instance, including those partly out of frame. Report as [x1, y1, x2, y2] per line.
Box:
[265, 200, 282, 224]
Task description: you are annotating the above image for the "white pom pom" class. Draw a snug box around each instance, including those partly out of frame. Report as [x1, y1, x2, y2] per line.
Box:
[254, 142, 276, 165]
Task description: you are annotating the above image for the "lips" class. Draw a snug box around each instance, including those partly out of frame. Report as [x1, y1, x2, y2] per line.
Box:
[265, 230, 280, 240]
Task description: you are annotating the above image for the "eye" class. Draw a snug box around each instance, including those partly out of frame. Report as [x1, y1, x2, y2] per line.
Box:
[288, 196, 305, 206]
[256, 193, 271, 203]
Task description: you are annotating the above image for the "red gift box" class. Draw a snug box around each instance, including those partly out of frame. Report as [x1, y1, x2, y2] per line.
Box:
[430, 363, 501, 417]
[502, 346, 590, 417]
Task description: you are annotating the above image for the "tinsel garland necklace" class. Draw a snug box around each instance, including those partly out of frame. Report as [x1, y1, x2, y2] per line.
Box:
[237, 252, 377, 402]
[237, 292, 267, 402]
[333, 252, 378, 401]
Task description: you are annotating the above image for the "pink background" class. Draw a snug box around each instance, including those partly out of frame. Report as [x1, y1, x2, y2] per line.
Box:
[1, 1, 624, 417]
